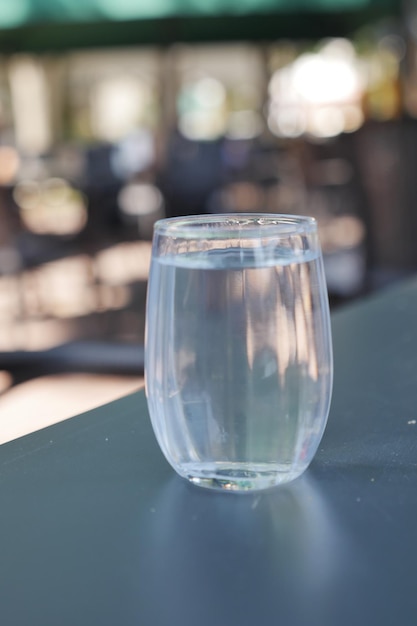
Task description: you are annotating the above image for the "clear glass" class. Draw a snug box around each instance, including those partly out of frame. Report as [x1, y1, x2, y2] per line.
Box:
[145, 214, 333, 492]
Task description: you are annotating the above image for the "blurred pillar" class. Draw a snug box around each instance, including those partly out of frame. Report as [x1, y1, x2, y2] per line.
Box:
[43, 56, 68, 146]
[8, 55, 53, 155]
[157, 47, 179, 165]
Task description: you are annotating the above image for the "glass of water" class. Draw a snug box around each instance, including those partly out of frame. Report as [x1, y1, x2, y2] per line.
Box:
[145, 214, 333, 492]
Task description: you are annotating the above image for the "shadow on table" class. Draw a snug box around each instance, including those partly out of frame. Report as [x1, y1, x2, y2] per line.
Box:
[139, 474, 370, 626]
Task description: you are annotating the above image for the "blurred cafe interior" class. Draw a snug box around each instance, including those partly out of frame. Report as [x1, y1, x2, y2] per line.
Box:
[0, 0, 414, 437]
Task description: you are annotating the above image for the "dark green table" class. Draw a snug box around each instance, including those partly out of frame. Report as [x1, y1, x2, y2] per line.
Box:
[1, 278, 417, 626]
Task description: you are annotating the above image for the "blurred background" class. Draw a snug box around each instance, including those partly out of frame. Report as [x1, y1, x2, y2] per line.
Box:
[0, 0, 415, 439]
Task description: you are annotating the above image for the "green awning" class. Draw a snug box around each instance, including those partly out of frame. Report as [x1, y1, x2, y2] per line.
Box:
[0, 0, 400, 51]
[0, 0, 399, 27]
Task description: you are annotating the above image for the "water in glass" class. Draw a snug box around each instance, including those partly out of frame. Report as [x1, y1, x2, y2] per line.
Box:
[145, 215, 332, 492]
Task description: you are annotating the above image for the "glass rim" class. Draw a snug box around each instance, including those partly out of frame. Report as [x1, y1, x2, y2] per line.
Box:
[153, 213, 317, 239]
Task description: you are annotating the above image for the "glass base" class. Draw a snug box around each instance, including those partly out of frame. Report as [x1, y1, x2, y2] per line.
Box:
[180, 462, 306, 493]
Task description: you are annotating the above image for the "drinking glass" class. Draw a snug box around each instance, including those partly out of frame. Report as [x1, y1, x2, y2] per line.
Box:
[145, 214, 333, 492]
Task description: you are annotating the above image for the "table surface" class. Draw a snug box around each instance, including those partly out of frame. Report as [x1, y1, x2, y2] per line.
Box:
[2, 278, 417, 626]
